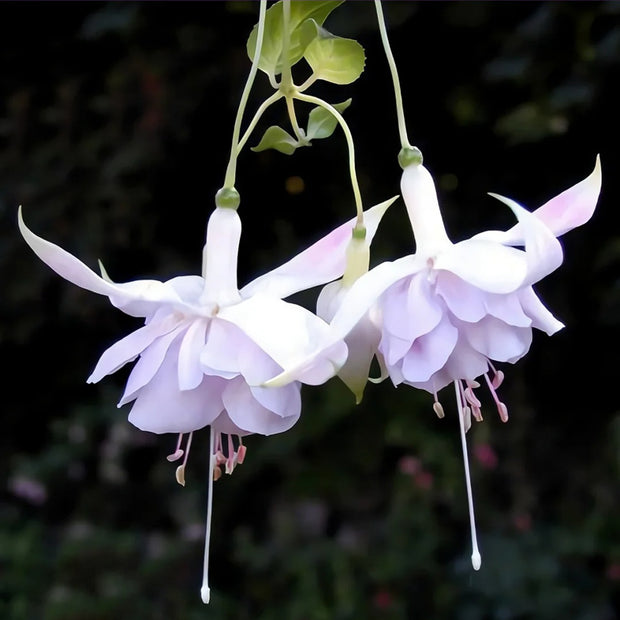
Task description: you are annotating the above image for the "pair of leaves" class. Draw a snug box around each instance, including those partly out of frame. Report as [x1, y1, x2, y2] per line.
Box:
[247, 1, 365, 86]
[252, 99, 351, 155]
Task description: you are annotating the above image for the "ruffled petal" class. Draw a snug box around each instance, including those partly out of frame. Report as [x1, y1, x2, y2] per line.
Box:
[483, 291, 531, 328]
[199, 319, 243, 379]
[241, 197, 397, 299]
[518, 287, 564, 335]
[250, 382, 301, 418]
[435, 271, 487, 323]
[463, 316, 532, 363]
[398, 316, 458, 383]
[222, 377, 299, 435]
[87, 313, 184, 383]
[127, 360, 226, 434]
[177, 318, 209, 390]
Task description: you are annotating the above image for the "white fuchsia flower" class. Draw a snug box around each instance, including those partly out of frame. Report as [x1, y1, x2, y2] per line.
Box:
[18, 197, 391, 602]
[267, 156, 601, 568]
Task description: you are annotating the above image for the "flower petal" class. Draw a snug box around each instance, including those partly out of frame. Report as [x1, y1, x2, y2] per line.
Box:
[222, 378, 299, 435]
[435, 272, 487, 322]
[263, 256, 423, 388]
[399, 316, 458, 383]
[178, 318, 209, 390]
[119, 324, 188, 406]
[486, 193, 563, 285]
[463, 316, 532, 363]
[220, 294, 346, 384]
[531, 155, 601, 236]
[241, 197, 397, 299]
[518, 287, 564, 335]
[87, 313, 183, 383]
[434, 239, 528, 294]
[250, 382, 301, 418]
[128, 360, 226, 434]
[199, 319, 243, 379]
[19, 208, 193, 318]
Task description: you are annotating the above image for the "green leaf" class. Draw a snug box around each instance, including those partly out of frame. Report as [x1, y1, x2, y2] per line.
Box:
[306, 99, 351, 141]
[251, 126, 299, 155]
[247, 1, 344, 77]
[304, 29, 365, 85]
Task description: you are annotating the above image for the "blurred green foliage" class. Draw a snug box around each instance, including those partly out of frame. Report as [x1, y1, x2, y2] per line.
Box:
[1, 2, 619, 619]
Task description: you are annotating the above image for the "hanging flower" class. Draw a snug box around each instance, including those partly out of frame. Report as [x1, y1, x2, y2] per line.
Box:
[19, 199, 393, 457]
[19, 196, 392, 602]
[271, 156, 601, 413]
[266, 156, 601, 568]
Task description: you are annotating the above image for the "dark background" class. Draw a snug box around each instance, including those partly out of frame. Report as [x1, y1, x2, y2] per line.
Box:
[1, 2, 619, 619]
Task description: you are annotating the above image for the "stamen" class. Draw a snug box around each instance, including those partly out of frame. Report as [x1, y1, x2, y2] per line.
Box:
[464, 382, 483, 422]
[174, 432, 193, 487]
[166, 433, 185, 462]
[483, 373, 509, 422]
[453, 381, 482, 571]
[201, 426, 216, 605]
[225, 434, 236, 475]
[487, 362, 504, 389]
[433, 391, 445, 418]
[237, 438, 247, 464]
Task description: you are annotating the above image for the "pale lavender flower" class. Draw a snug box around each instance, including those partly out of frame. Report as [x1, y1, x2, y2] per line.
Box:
[19, 198, 391, 601]
[267, 156, 601, 568]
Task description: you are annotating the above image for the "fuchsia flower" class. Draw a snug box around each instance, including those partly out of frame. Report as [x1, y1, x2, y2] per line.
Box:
[268, 156, 601, 568]
[18, 197, 391, 602]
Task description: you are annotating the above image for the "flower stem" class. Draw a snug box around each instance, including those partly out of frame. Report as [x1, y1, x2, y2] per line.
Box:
[294, 92, 364, 227]
[237, 91, 284, 153]
[454, 381, 482, 571]
[374, 0, 413, 151]
[200, 426, 216, 604]
[223, 0, 268, 190]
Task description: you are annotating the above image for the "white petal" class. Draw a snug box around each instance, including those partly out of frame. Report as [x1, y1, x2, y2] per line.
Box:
[486, 193, 563, 285]
[241, 198, 397, 299]
[532, 155, 601, 236]
[19, 208, 197, 318]
[119, 324, 188, 406]
[486, 156, 602, 245]
[178, 319, 209, 390]
[317, 280, 346, 323]
[87, 313, 183, 383]
[222, 378, 300, 435]
[263, 256, 423, 388]
[220, 295, 336, 371]
[518, 287, 564, 335]
[434, 239, 528, 294]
